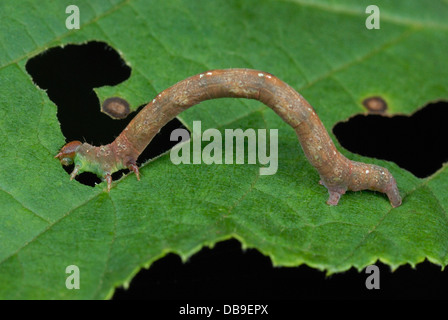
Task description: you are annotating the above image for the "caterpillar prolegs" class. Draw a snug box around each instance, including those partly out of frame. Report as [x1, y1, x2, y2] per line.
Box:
[55, 68, 402, 207]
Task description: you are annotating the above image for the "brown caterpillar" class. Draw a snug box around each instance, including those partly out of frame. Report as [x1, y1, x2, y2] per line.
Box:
[55, 68, 402, 207]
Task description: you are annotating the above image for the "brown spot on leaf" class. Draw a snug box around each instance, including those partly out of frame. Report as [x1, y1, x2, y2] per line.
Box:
[102, 97, 131, 119]
[362, 96, 387, 114]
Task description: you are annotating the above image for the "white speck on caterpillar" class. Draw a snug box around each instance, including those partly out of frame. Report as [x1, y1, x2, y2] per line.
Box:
[258, 73, 264, 77]
[366, 170, 370, 174]
[266, 75, 272, 79]
[152, 99, 156, 103]
[199, 74, 204, 78]
[117, 142, 126, 151]
[206, 72, 212, 76]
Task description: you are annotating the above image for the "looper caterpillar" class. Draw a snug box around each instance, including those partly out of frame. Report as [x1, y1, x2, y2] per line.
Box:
[55, 69, 402, 207]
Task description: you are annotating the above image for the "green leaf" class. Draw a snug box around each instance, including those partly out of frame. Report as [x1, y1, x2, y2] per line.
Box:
[1, 0, 447, 299]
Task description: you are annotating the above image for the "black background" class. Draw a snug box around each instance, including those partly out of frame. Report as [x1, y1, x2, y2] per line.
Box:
[112, 239, 448, 300]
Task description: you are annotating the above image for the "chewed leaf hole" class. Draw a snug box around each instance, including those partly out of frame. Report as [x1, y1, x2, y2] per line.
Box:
[26, 41, 132, 144]
[333, 101, 448, 178]
[25, 40, 188, 187]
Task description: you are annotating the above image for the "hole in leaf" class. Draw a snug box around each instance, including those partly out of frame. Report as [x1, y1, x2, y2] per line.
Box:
[26, 40, 187, 187]
[333, 101, 448, 178]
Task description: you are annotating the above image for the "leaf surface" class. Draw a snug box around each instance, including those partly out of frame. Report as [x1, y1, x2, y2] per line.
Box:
[0, 0, 447, 299]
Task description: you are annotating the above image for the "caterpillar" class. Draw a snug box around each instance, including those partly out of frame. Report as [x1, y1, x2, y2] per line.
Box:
[55, 68, 402, 207]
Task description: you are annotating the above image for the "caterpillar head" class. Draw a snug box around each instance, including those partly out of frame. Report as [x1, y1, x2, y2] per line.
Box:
[54, 141, 82, 166]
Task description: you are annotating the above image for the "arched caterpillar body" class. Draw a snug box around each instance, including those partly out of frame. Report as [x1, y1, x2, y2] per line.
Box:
[55, 68, 402, 207]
